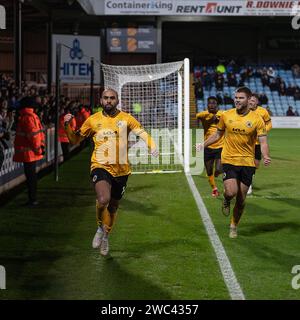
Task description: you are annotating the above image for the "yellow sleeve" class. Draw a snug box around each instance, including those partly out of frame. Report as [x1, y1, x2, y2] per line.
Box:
[256, 116, 267, 137]
[196, 111, 206, 119]
[128, 115, 157, 151]
[263, 110, 272, 132]
[217, 113, 226, 131]
[65, 117, 93, 145]
[79, 117, 94, 137]
[265, 120, 272, 132]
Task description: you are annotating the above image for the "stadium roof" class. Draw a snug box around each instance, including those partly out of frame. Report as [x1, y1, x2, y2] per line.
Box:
[2, 0, 96, 30]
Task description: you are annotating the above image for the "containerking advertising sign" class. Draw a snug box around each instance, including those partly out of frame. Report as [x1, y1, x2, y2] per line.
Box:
[103, 0, 300, 16]
[104, 0, 245, 15]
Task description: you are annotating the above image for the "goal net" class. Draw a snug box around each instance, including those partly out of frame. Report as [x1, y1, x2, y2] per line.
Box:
[101, 59, 190, 174]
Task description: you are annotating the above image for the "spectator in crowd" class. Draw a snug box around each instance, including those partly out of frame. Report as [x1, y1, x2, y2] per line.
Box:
[292, 64, 300, 78]
[253, 68, 262, 78]
[223, 93, 234, 106]
[286, 85, 295, 97]
[286, 106, 296, 116]
[240, 66, 253, 83]
[0, 134, 5, 170]
[0, 102, 12, 170]
[237, 78, 245, 87]
[261, 73, 270, 87]
[270, 79, 279, 91]
[279, 82, 286, 96]
[267, 67, 276, 79]
[240, 68, 248, 83]
[194, 67, 201, 80]
[215, 72, 224, 91]
[227, 72, 237, 87]
[216, 62, 226, 74]
[201, 67, 212, 90]
[194, 79, 204, 100]
[226, 59, 238, 74]
[295, 109, 300, 116]
[294, 87, 300, 100]
[259, 93, 268, 105]
[13, 97, 45, 206]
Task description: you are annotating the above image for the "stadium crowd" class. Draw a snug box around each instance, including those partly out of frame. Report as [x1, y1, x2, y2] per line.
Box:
[193, 59, 300, 107]
[0, 73, 93, 171]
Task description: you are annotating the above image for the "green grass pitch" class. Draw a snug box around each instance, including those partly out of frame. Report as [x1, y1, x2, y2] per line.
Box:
[0, 129, 299, 299]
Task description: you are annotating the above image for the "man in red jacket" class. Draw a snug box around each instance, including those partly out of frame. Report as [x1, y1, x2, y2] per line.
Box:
[13, 96, 45, 206]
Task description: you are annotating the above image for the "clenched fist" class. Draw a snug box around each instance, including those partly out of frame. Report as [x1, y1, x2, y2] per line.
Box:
[64, 113, 74, 126]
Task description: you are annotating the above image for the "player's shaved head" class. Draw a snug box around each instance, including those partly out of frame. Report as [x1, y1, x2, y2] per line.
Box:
[101, 88, 119, 116]
[102, 88, 118, 99]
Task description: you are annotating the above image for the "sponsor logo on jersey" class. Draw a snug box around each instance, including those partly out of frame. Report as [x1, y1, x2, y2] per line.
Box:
[116, 120, 125, 128]
[245, 121, 253, 128]
[232, 128, 246, 133]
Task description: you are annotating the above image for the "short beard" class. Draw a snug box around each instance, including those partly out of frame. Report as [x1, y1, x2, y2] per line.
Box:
[103, 105, 118, 116]
[236, 104, 248, 115]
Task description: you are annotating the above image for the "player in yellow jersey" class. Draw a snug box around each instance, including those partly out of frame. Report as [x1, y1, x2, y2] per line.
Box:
[196, 96, 224, 197]
[198, 87, 271, 238]
[64, 88, 158, 256]
[247, 93, 272, 194]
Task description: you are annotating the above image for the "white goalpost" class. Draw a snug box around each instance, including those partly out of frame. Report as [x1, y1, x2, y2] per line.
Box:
[101, 58, 190, 174]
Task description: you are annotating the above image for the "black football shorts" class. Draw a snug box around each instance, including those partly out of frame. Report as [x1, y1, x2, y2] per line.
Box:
[222, 164, 255, 187]
[91, 168, 129, 200]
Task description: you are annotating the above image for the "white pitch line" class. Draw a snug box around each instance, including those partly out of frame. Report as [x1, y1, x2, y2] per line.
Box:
[201, 195, 299, 199]
[185, 173, 245, 300]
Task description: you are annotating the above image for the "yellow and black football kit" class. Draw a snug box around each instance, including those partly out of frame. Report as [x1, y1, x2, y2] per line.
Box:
[66, 110, 156, 178]
[197, 110, 224, 190]
[65, 110, 157, 232]
[252, 106, 272, 160]
[196, 110, 224, 150]
[217, 108, 266, 186]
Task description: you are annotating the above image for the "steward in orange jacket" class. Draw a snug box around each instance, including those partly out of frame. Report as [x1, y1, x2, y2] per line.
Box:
[13, 96, 45, 206]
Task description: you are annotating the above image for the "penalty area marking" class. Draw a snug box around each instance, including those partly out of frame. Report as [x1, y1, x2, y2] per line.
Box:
[185, 173, 245, 300]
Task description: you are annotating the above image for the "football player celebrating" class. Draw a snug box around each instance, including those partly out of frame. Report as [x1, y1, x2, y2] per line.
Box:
[197, 87, 271, 238]
[64, 88, 158, 256]
[247, 93, 272, 194]
[196, 96, 224, 197]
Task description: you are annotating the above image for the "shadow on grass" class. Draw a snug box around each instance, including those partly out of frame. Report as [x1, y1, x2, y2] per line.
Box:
[0, 250, 64, 299]
[120, 198, 159, 215]
[96, 257, 173, 300]
[242, 222, 300, 236]
[230, 236, 300, 270]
